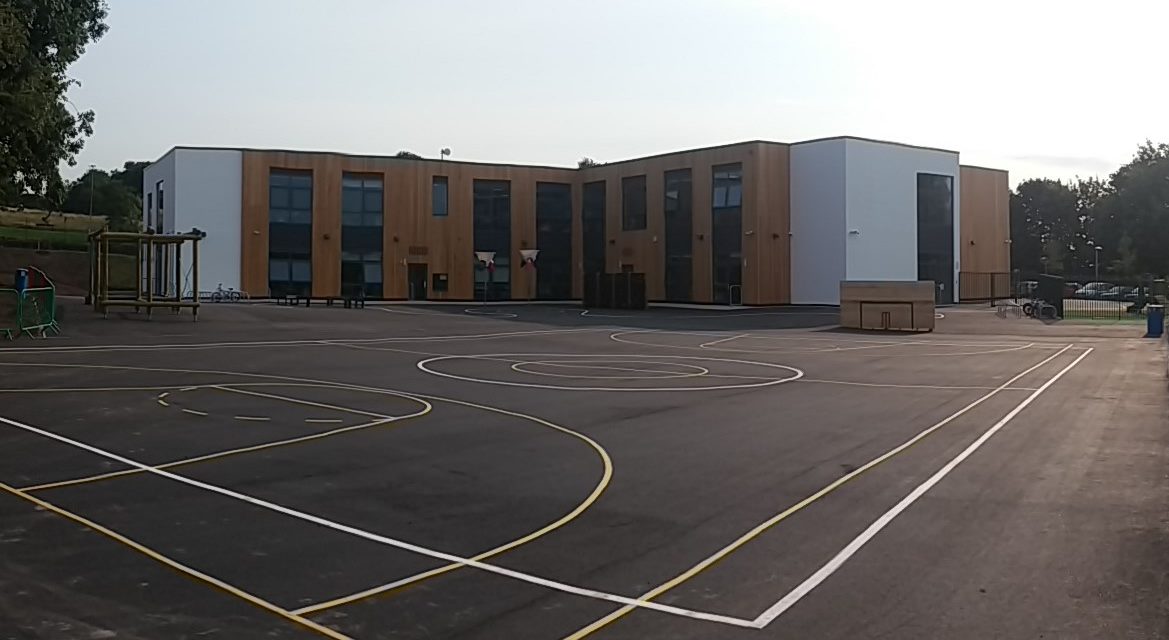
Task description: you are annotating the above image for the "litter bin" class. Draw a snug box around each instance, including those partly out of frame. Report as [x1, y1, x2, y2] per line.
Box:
[13, 268, 28, 294]
[1147, 304, 1164, 338]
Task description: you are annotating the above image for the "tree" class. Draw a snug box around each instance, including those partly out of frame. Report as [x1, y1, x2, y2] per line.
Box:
[1010, 179, 1078, 275]
[0, 1, 109, 199]
[110, 160, 149, 196]
[578, 157, 600, 168]
[60, 168, 139, 231]
[395, 150, 422, 159]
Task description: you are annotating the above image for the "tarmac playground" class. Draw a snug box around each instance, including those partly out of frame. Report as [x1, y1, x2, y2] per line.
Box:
[0, 302, 1165, 639]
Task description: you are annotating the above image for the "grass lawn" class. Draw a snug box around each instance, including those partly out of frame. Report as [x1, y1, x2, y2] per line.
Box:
[0, 225, 90, 250]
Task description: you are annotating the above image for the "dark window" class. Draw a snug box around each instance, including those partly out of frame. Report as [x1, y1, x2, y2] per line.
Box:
[473, 180, 511, 300]
[664, 169, 692, 302]
[268, 170, 313, 297]
[156, 181, 165, 212]
[155, 180, 165, 232]
[432, 176, 449, 216]
[146, 193, 153, 230]
[582, 181, 606, 282]
[622, 175, 647, 230]
[711, 163, 743, 304]
[917, 173, 955, 304]
[536, 182, 572, 299]
[432, 273, 449, 293]
[341, 174, 383, 297]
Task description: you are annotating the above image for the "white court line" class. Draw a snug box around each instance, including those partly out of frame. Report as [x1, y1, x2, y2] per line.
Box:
[752, 346, 1093, 626]
[562, 344, 1075, 634]
[417, 353, 804, 392]
[233, 416, 270, 422]
[698, 334, 747, 348]
[181, 409, 208, 417]
[304, 418, 343, 424]
[0, 328, 608, 355]
[0, 414, 753, 628]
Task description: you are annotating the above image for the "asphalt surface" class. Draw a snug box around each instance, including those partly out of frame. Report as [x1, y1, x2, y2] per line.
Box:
[0, 301, 1165, 639]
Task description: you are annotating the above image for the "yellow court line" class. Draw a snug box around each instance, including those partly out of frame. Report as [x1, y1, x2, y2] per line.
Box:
[560, 344, 1076, 639]
[1, 360, 613, 613]
[20, 416, 409, 492]
[0, 481, 350, 640]
[211, 385, 392, 420]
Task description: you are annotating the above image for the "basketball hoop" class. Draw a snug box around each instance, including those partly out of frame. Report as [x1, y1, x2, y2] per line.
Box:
[520, 249, 539, 270]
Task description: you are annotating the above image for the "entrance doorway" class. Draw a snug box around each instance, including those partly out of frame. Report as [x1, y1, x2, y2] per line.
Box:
[407, 264, 428, 300]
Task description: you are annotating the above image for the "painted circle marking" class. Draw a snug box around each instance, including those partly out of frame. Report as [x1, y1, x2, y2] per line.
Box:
[418, 353, 803, 392]
[464, 308, 519, 319]
[510, 359, 709, 380]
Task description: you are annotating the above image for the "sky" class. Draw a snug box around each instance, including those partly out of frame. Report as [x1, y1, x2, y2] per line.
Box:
[64, 0, 1169, 186]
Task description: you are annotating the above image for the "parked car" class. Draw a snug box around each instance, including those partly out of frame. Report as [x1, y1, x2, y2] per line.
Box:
[1064, 282, 1082, 297]
[1017, 280, 1039, 297]
[1100, 286, 1133, 301]
[1074, 282, 1115, 298]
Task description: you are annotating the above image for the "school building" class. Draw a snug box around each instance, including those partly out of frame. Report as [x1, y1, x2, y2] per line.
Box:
[141, 136, 1009, 305]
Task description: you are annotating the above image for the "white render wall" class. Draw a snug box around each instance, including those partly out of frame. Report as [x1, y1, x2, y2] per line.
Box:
[173, 149, 242, 294]
[844, 139, 960, 295]
[790, 139, 847, 305]
[789, 138, 961, 305]
[142, 148, 242, 297]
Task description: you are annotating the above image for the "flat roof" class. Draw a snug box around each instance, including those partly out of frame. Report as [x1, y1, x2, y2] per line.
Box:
[152, 135, 978, 170]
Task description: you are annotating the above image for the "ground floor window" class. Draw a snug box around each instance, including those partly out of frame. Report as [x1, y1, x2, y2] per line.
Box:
[342, 251, 383, 298]
[269, 254, 311, 297]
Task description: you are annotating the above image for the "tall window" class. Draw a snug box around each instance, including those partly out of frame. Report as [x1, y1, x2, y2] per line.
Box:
[432, 176, 449, 216]
[917, 173, 955, 304]
[341, 174, 383, 298]
[711, 163, 742, 304]
[664, 169, 693, 302]
[155, 180, 165, 232]
[622, 175, 647, 231]
[146, 193, 153, 230]
[582, 181, 606, 279]
[268, 170, 313, 297]
[536, 182, 572, 299]
[473, 180, 511, 300]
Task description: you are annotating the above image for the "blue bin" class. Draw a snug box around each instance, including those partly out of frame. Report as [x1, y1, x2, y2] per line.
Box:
[1147, 304, 1164, 338]
[13, 268, 28, 294]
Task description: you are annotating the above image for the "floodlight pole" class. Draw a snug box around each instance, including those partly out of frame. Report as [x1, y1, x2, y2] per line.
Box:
[1094, 245, 1103, 283]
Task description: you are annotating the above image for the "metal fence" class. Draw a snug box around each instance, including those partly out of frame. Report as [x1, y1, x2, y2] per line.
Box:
[0, 276, 60, 339]
[1013, 272, 1164, 321]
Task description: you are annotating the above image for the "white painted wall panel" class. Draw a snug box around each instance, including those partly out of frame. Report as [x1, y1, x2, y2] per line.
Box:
[789, 140, 847, 305]
[842, 139, 960, 298]
[173, 149, 243, 296]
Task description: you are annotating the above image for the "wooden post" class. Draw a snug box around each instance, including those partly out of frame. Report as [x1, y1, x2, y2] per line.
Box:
[174, 241, 182, 313]
[101, 234, 109, 317]
[191, 237, 199, 322]
[145, 238, 154, 320]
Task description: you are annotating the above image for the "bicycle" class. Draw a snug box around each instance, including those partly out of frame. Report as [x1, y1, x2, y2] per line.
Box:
[210, 283, 243, 303]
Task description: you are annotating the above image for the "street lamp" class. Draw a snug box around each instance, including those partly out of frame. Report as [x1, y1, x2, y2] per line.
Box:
[87, 164, 96, 216]
[1094, 245, 1103, 283]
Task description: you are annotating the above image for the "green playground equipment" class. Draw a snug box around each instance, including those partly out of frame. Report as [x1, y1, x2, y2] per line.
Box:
[2, 266, 60, 339]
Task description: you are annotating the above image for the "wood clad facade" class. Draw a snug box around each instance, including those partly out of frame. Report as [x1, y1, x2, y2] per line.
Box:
[241, 151, 576, 299]
[242, 143, 794, 303]
[576, 142, 791, 304]
[959, 165, 1011, 273]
